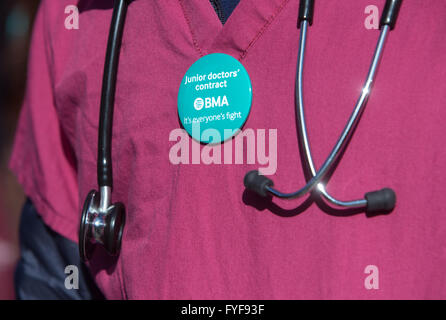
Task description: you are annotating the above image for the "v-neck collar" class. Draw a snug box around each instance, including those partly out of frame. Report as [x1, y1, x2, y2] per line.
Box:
[179, 0, 291, 61]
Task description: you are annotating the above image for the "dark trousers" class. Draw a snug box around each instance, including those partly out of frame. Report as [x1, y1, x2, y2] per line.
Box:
[14, 199, 104, 300]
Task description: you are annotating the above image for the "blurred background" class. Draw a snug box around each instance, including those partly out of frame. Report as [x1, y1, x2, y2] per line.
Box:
[0, 0, 40, 299]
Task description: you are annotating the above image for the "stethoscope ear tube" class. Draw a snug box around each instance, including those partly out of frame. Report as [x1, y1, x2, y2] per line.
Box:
[245, 0, 402, 216]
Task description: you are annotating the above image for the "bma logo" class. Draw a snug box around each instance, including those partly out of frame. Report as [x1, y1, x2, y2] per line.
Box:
[193, 96, 229, 111]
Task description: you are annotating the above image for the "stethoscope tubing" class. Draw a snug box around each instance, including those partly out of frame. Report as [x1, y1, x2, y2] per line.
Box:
[264, 23, 390, 200]
[97, 0, 128, 190]
[97, 0, 128, 212]
[294, 21, 390, 208]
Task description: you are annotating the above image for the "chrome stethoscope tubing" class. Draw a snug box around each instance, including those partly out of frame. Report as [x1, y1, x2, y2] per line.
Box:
[244, 0, 402, 215]
[295, 21, 389, 209]
[264, 23, 390, 201]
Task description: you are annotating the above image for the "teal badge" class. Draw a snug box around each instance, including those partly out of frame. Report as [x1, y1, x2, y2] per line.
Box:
[178, 53, 252, 144]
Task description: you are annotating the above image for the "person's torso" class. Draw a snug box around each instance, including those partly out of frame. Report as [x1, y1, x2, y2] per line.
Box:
[50, 0, 446, 299]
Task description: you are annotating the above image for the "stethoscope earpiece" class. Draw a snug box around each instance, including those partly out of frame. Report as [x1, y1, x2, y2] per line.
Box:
[244, 170, 273, 198]
[364, 188, 396, 217]
[245, 171, 397, 216]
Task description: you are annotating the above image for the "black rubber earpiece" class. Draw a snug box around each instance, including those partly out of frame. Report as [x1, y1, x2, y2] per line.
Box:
[244, 170, 274, 197]
[365, 188, 396, 216]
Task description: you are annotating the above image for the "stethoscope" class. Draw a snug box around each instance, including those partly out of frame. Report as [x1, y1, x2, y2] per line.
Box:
[79, 0, 128, 261]
[79, 0, 402, 261]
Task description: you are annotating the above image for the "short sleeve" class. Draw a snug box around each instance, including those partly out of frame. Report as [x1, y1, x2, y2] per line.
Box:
[9, 1, 79, 242]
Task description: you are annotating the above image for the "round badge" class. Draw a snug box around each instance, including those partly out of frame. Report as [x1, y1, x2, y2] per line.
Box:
[178, 53, 252, 144]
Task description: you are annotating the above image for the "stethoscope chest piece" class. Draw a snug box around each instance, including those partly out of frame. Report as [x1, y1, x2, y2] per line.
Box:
[79, 189, 126, 262]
